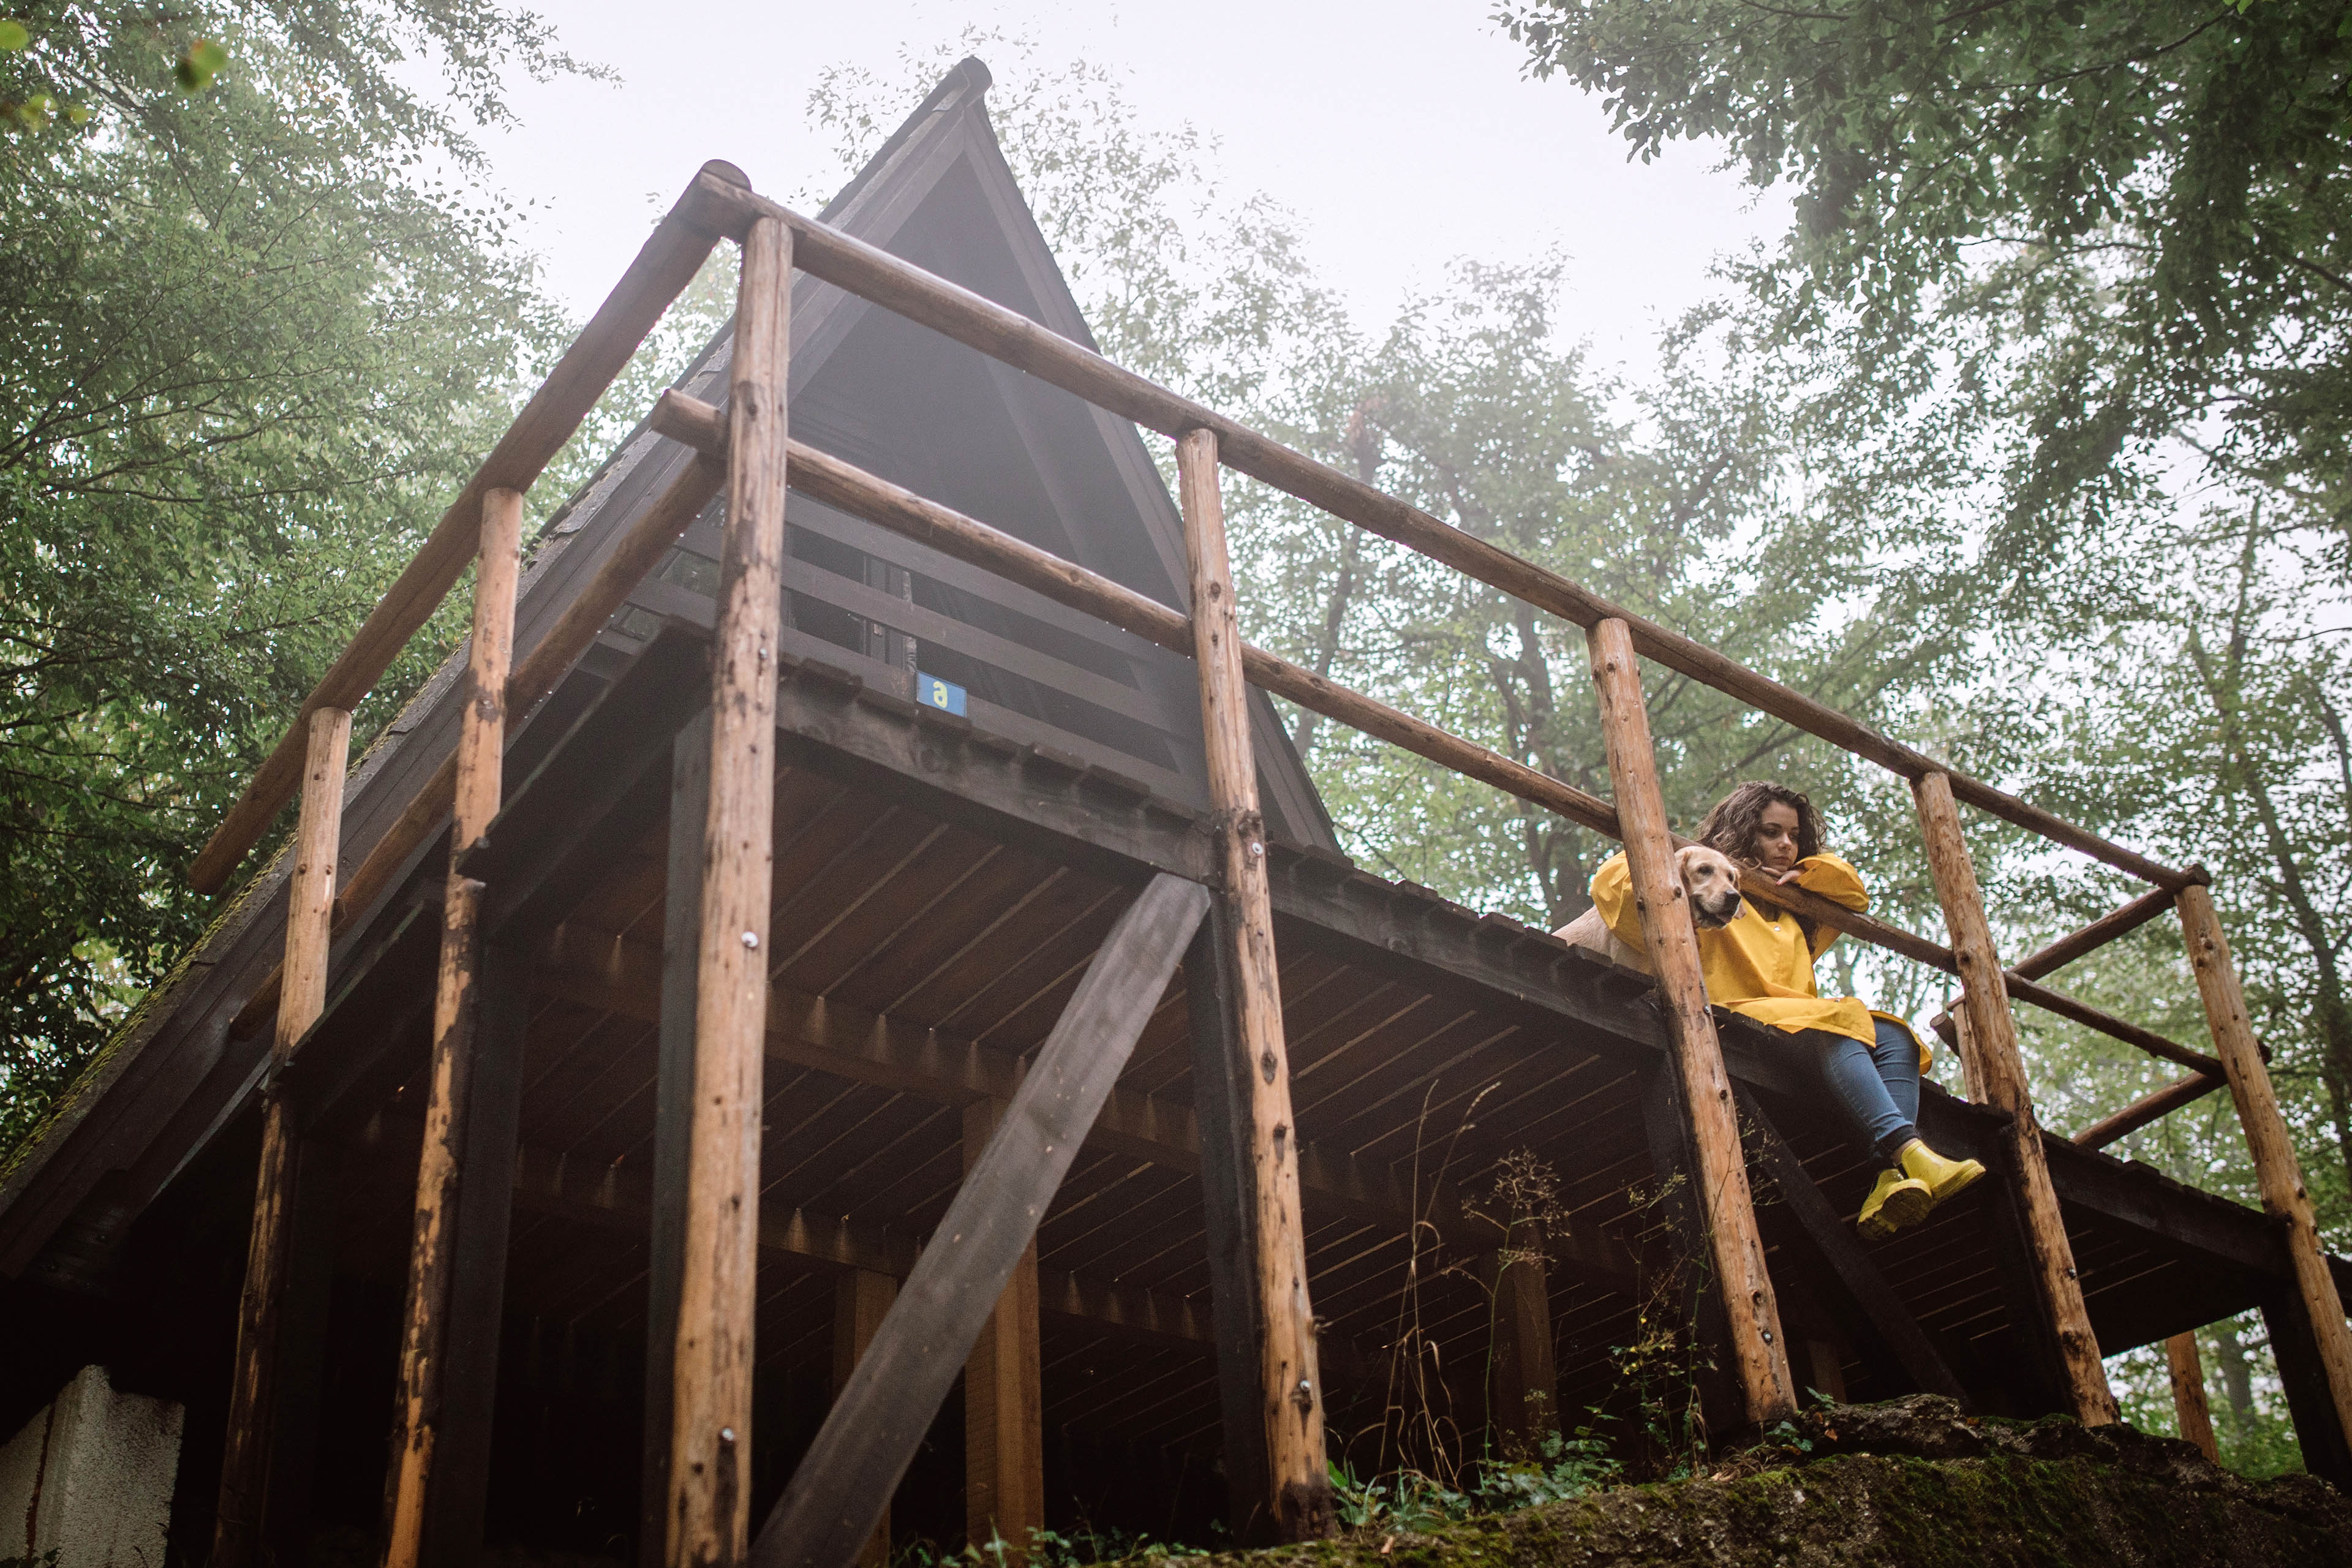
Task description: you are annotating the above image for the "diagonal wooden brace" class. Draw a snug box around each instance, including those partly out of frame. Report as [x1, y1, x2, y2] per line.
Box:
[748, 873, 1210, 1568]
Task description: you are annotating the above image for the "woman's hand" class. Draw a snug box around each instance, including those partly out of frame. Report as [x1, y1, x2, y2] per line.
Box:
[1776, 866, 1806, 885]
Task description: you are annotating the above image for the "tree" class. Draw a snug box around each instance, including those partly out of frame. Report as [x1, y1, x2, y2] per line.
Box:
[1, 1, 592, 1153]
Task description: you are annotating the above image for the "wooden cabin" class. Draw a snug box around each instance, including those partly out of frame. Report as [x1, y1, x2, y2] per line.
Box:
[4, 58, 2349, 1568]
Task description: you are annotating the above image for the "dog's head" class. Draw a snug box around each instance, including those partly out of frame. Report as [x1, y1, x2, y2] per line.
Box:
[1678, 843, 1746, 929]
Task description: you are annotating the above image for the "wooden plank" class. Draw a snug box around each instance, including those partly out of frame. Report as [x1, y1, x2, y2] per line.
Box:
[684, 173, 2195, 892]
[1588, 617, 1794, 1429]
[385, 484, 524, 1568]
[1176, 429, 1332, 1537]
[188, 164, 741, 895]
[2165, 1332, 2220, 1461]
[748, 872, 1208, 1568]
[963, 1100, 1045, 1561]
[1183, 906, 1273, 1544]
[1738, 1096, 1968, 1403]
[644, 707, 710, 1568]
[1912, 769, 2116, 1425]
[2071, 1074, 2227, 1152]
[2177, 883, 2352, 1459]
[833, 1271, 899, 1568]
[670, 213, 792, 1568]
[213, 702, 350, 1568]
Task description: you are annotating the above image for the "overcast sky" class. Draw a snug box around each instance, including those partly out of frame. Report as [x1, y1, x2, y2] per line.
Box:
[483, 0, 1789, 377]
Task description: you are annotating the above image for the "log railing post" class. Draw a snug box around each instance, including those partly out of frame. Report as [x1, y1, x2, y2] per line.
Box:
[213, 703, 351, 1568]
[1587, 617, 1796, 1431]
[1912, 769, 2116, 1425]
[2176, 883, 2352, 1449]
[669, 211, 791, 1568]
[1174, 428, 1332, 1540]
[383, 484, 524, 1567]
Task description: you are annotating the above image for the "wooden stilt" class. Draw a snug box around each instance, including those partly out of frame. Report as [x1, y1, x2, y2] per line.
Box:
[963, 1101, 1044, 1562]
[1183, 906, 1275, 1544]
[1912, 770, 2116, 1426]
[214, 705, 352, 1568]
[832, 1271, 899, 1568]
[1174, 429, 1333, 1539]
[1588, 617, 1796, 1430]
[2176, 884, 2352, 1460]
[383, 485, 524, 1568]
[2261, 1284, 2352, 1487]
[645, 709, 712, 1568]
[670, 213, 792, 1568]
[2165, 1332, 2220, 1461]
[1488, 1222, 1556, 1449]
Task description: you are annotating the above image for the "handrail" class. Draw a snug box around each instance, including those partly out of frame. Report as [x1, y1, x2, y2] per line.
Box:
[185, 165, 746, 896]
[647, 391, 2224, 1080]
[682, 173, 2198, 894]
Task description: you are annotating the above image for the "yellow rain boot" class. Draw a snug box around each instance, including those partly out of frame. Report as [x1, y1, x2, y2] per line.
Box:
[1898, 1138, 1987, 1210]
[1856, 1166, 1932, 1241]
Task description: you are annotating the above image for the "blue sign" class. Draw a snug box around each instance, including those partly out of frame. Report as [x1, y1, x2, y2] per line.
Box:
[916, 671, 967, 716]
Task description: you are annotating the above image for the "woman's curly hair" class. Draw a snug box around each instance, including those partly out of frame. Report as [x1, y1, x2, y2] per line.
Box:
[1697, 781, 1823, 870]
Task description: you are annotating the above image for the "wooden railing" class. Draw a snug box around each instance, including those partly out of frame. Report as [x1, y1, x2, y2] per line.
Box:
[199, 163, 2352, 1567]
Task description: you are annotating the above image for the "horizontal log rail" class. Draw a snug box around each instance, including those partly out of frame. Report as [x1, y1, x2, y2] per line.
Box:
[188, 167, 745, 897]
[2072, 1074, 2228, 1153]
[681, 173, 2194, 894]
[647, 391, 2223, 1084]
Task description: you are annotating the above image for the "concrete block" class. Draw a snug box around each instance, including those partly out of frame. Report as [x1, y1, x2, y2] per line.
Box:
[0, 1364, 183, 1564]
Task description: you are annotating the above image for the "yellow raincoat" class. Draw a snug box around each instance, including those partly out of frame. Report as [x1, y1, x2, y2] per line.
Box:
[1589, 851, 1930, 1069]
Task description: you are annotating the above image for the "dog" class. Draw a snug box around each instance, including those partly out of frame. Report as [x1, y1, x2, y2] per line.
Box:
[1553, 844, 1747, 976]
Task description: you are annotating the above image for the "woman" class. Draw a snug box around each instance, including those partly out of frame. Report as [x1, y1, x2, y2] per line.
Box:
[1588, 781, 1984, 1240]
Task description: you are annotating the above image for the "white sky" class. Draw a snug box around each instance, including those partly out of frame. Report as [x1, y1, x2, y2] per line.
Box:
[483, 0, 1789, 376]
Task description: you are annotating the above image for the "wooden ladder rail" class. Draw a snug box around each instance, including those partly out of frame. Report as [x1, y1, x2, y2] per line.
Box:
[211, 704, 350, 1568]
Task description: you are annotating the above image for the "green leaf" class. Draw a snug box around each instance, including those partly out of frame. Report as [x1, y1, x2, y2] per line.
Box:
[0, 19, 29, 50]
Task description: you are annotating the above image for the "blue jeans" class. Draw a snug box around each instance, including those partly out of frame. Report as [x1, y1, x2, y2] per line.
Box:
[1797, 1016, 1920, 1164]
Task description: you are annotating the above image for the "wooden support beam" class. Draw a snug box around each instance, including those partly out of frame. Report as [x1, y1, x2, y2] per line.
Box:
[1588, 617, 1794, 1430]
[1912, 770, 2116, 1426]
[963, 1101, 1044, 1562]
[1184, 907, 1273, 1544]
[213, 701, 349, 1567]
[1635, 1069, 1745, 1438]
[189, 164, 739, 896]
[1488, 1221, 1557, 1449]
[1738, 1096, 1967, 1403]
[684, 173, 2195, 892]
[749, 873, 1208, 1568]
[833, 1272, 899, 1568]
[2177, 884, 2352, 1463]
[671, 212, 792, 1568]
[385, 483, 524, 1567]
[644, 708, 710, 1568]
[2165, 1332, 2220, 1462]
[534, 932, 1457, 1246]
[2071, 1074, 2228, 1152]
[2261, 1283, 2352, 1488]
[1177, 429, 1332, 1538]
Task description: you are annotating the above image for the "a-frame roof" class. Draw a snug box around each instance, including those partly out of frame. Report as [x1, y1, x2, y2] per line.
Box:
[0, 56, 1332, 1277]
